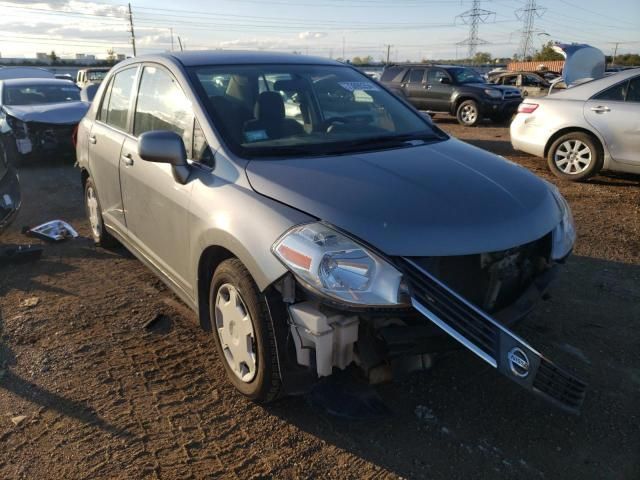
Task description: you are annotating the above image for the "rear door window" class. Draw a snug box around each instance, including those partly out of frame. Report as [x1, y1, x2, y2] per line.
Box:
[407, 69, 425, 84]
[593, 81, 628, 101]
[103, 67, 137, 131]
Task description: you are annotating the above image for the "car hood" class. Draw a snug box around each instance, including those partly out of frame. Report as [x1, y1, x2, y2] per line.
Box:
[2, 101, 89, 124]
[246, 138, 561, 256]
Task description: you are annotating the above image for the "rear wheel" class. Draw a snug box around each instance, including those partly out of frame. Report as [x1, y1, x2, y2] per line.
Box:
[547, 132, 603, 181]
[209, 258, 281, 403]
[456, 100, 480, 126]
[84, 177, 118, 247]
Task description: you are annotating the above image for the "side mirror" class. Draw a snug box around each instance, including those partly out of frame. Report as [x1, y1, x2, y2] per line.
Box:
[138, 130, 190, 184]
[439, 77, 451, 84]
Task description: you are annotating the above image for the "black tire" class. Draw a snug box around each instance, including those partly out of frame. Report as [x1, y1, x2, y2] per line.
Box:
[546, 132, 603, 182]
[209, 258, 281, 403]
[456, 99, 480, 126]
[0, 135, 22, 168]
[84, 177, 118, 247]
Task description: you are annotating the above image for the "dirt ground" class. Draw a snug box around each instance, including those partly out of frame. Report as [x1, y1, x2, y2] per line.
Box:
[1, 117, 639, 479]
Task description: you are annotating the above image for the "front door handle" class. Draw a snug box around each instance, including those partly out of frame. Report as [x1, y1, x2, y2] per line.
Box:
[122, 153, 134, 167]
[88, 135, 97, 144]
[590, 105, 610, 113]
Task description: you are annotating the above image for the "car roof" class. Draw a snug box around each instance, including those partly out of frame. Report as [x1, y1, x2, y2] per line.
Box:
[119, 50, 344, 68]
[386, 64, 469, 69]
[80, 67, 111, 72]
[543, 68, 640, 100]
[0, 78, 80, 87]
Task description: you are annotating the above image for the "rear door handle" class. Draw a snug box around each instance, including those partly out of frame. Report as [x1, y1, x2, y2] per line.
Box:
[590, 105, 610, 113]
[88, 135, 97, 144]
[122, 153, 134, 167]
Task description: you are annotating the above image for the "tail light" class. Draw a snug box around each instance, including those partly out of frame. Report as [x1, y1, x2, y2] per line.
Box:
[71, 124, 79, 148]
[518, 103, 539, 114]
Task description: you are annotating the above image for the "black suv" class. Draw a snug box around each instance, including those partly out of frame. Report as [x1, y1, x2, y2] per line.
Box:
[380, 64, 522, 126]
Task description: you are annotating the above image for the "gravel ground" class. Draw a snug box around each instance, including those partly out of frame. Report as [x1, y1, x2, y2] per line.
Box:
[0, 117, 639, 479]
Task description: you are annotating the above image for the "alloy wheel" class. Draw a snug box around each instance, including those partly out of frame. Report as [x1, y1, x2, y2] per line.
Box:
[554, 139, 592, 175]
[86, 185, 101, 239]
[461, 104, 478, 124]
[214, 283, 257, 382]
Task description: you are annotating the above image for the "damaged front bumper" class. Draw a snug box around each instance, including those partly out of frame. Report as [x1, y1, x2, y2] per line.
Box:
[3, 118, 77, 161]
[276, 255, 585, 414]
[0, 164, 21, 233]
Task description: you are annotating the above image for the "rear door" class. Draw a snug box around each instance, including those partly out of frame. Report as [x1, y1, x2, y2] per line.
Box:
[584, 75, 640, 165]
[119, 64, 196, 296]
[424, 68, 453, 111]
[88, 66, 139, 233]
[401, 68, 427, 108]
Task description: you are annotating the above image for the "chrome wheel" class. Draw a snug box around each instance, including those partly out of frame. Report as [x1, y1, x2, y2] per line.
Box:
[214, 284, 257, 382]
[554, 139, 592, 175]
[460, 104, 478, 124]
[86, 185, 101, 238]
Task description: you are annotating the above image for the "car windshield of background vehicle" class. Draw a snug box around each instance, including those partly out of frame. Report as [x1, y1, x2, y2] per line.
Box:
[449, 68, 485, 84]
[3, 84, 81, 106]
[191, 64, 445, 158]
[87, 71, 108, 81]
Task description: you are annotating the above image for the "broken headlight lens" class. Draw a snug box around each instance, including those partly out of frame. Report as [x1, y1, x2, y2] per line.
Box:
[5, 115, 27, 139]
[272, 222, 407, 306]
[549, 185, 576, 260]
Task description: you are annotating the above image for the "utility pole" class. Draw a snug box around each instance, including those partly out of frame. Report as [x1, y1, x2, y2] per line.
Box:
[177, 36, 184, 52]
[342, 36, 345, 60]
[127, 3, 137, 57]
[385, 44, 392, 65]
[611, 42, 619, 66]
[170, 27, 174, 51]
[516, 0, 545, 60]
[456, 0, 495, 60]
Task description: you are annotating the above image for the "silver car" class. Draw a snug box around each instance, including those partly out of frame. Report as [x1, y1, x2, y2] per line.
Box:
[511, 69, 640, 181]
[76, 51, 585, 413]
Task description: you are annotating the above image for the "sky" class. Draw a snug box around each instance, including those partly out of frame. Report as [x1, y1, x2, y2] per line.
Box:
[0, 0, 638, 61]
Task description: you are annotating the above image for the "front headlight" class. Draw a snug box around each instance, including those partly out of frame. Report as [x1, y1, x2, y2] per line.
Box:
[484, 88, 503, 99]
[272, 222, 407, 306]
[549, 185, 576, 260]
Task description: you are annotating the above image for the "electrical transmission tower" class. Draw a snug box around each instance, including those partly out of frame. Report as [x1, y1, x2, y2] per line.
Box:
[456, 0, 495, 59]
[516, 0, 546, 59]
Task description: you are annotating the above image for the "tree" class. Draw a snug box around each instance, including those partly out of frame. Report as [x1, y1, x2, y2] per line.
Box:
[473, 51, 492, 64]
[48, 50, 59, 64]
[533, 41, 564, 61]
[351, 55, 373, 65]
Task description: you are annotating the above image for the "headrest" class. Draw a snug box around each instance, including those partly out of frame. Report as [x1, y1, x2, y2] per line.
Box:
[255, 91, 285, 121]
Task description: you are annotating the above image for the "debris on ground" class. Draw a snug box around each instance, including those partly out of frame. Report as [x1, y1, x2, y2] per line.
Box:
[10, 416, 27, 426]
[143, 313, 172, 334]
[24, 220, 78, 242]
[19, 297, 39, 308]
[414, 404, 438, 424]
[0, 244, 43, 264]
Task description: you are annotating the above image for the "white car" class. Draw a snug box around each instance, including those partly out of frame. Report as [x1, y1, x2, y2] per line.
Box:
[510, 68, 640, 181]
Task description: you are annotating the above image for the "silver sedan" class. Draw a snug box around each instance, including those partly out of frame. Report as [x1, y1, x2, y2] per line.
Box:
[511, 69, 640, 181]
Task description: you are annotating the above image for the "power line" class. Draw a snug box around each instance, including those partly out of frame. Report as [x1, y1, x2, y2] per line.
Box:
[515, 0, 545, 59]
[456, 0, 496, 58]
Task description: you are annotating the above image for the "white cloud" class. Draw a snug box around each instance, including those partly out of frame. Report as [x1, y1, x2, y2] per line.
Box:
[298, 31, 327, 40]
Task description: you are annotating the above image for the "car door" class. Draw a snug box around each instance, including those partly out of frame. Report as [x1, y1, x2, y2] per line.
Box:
[88, 66, 139, 233]
[119, 64, 196, 297]
[584, 76, 640, 166]
[424, 68, 453, 111]
[521, 74, 546, 97]
[401, 68, 427, 108]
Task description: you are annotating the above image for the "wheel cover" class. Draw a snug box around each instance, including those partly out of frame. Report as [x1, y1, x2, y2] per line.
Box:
[461, 104, 477, 124]
[86, 186, 101, 238]
[214, 284, 257, 382]
[554, 139, 592, 174]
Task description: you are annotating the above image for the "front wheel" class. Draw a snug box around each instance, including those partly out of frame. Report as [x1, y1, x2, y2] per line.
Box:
[547, 132, 603, 181]
[209, 258, 281, 403]
[456, 100, 480, 126]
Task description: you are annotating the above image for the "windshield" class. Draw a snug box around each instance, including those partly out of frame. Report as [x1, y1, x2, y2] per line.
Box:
[190, 64, 444, 158]
[3, 84, 81, 106]
[87, 71, 108, 81]
[449, 67, 485, 84]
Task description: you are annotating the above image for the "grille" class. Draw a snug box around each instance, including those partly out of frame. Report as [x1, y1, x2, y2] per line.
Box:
[533, 358, 587, 412]
[398, 257, 586, 414]
[503, 90, 522, 99]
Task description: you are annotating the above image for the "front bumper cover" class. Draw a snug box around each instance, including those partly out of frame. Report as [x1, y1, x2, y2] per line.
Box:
[399, 257, 586, 414]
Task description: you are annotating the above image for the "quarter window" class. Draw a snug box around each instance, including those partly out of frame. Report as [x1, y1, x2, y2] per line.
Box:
[103, 67, 137, 131]
[133, 66, 194, 155]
